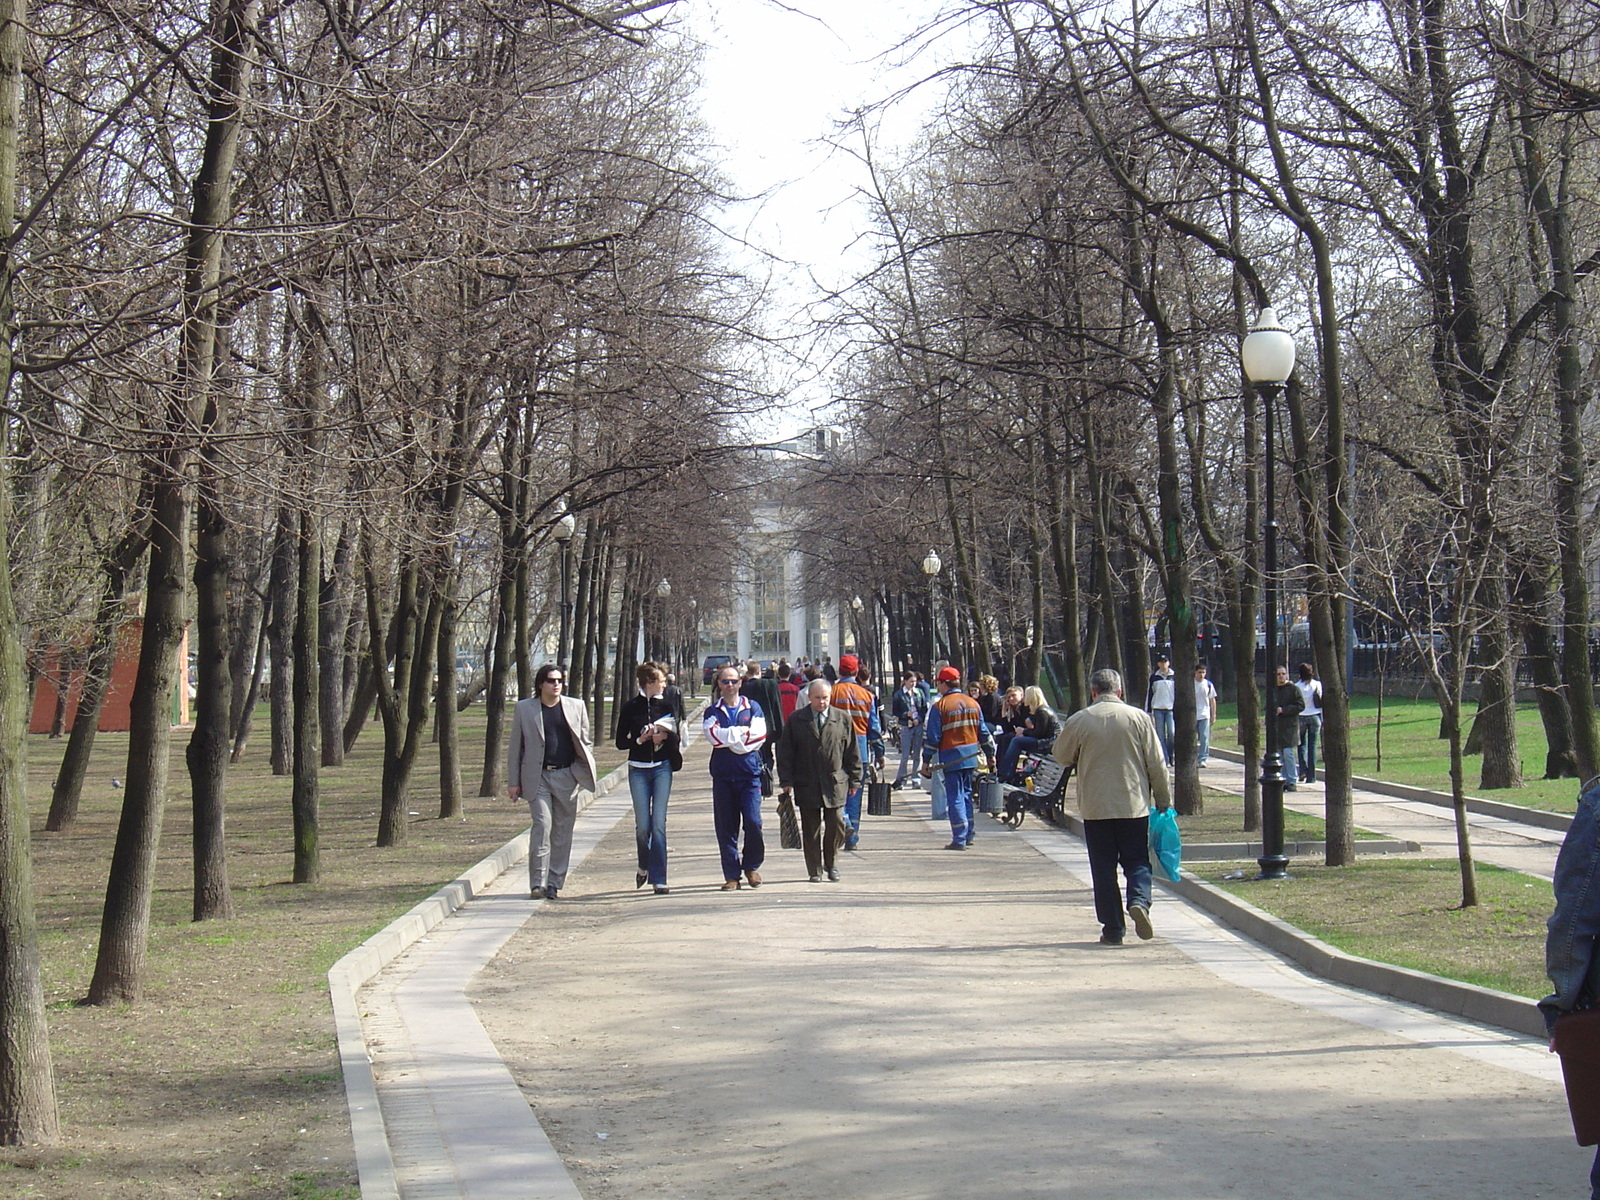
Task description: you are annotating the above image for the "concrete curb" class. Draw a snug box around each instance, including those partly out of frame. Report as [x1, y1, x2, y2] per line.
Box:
[999, 806, 1544, 1040]
[326, 754, 633, 1200]
[1208, 747, 1573, 832]
[1156, 869, 1547, 1039]
[1181, 837, 1417, 860]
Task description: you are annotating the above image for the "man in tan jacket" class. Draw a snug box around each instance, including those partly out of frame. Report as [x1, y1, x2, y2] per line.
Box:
[1053, 668, 1172, 945]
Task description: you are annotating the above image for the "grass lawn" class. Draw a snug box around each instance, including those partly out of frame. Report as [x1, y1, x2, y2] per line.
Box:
[1172, 787, 1382, 842]
[1201, 858, 1553, 999]
[4, 699, 632, 1200]
[1214, 692, 1585, 814]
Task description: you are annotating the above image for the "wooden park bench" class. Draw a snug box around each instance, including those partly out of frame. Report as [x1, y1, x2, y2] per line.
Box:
[999, 754, 1072, 828]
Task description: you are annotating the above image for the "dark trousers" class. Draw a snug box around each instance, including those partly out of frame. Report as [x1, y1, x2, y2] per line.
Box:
[799, 804, 847, 876]
[1083, 815, 1152, 939]
[712, 775, 764, 881]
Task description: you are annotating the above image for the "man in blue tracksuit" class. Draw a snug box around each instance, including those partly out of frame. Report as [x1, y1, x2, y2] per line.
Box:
[704, 664, 767, 890]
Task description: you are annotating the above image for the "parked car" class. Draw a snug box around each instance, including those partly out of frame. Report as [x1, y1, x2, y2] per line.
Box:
[702, 654, 736, 685]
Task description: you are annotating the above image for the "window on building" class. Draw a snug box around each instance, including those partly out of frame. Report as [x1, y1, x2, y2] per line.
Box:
[750, 552, 789, 657]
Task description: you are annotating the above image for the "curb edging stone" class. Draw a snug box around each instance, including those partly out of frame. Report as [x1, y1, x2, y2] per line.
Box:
[326, 754, 632, 1200]
[1156, 868, 1547, 1039]
[1018, 807, 1544, 1040]
[1208, 747, 1572, 832]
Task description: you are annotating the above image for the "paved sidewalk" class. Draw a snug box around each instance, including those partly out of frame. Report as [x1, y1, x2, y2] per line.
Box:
[340, 741, 1585, 1200]
[1196, 755, 1567, 879]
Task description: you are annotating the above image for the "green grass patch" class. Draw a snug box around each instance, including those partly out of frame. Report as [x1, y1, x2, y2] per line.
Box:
[1174, 787, 1385, 842]
[1215, 693, 1585, 814]
[1204, 858, 1553, 998]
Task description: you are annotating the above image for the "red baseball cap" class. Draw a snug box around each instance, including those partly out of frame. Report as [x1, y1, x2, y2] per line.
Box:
[839, 654, 859, 674]
[936, 666, 961, 683]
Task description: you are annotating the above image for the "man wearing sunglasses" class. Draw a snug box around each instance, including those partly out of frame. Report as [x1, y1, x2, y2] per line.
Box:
[705, 665, 768, 889]
[507, 663, 598, 899]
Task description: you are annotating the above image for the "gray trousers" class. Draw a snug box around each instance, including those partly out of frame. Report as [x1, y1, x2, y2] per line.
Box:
[527, 765, 581, 889]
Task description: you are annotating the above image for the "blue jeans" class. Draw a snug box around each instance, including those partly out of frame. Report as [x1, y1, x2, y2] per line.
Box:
[1196, 719, 1211, 764]
[945, 766, 976, 844]
[629, 763, 671, 886]
[711, 775, 764, 881]
[1083, 816, 1152, 939]
[998, 734, 1049, 782]
[1151, 709, 1174, 765]
[1279, 741, 1300, 783]
[1298, 714, 1321, 783]
[843, 733, 869, 847]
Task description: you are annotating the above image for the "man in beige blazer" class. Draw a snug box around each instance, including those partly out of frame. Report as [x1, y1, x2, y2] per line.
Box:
[507, 663, 598, 899]
[775, 679, 863, 882]
[1053, 667, 1171, 945]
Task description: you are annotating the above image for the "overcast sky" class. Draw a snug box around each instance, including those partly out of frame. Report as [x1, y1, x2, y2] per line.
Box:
[671, 1, 975, 426]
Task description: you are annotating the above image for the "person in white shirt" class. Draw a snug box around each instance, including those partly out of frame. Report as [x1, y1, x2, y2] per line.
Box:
[1295, 663, 1324, 784]
[1194, 664, 1218, 766]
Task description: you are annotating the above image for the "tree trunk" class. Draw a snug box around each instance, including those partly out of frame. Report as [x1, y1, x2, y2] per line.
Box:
[229, 597, 269, 763]
[187, 428, 234, 921]
[87, 0, 258, 1002]
[1475, 605, 1523, 791]
[48, 527, 146, 831]
[267, 506, 295, 776]
[0, 0, 59, 1134]
[436, 573, 463, 819]
[291, 504, 320, 882]
[479, 544, 516, 796]
[319, 526, 352, 767]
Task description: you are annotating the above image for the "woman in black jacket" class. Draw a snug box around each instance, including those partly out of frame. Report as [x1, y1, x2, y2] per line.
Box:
[998, 686, 1060, 783]
[615, 663, 682, 894]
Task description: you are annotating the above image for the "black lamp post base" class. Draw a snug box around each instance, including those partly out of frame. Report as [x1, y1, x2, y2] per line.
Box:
[1254, 855, 1291, 881]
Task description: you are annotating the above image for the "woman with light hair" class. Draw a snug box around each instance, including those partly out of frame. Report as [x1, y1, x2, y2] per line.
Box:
[998, 685, 1061, 784]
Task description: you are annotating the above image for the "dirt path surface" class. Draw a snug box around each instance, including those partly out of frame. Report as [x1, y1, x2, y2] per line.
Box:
[471, 747, 1583, 1199]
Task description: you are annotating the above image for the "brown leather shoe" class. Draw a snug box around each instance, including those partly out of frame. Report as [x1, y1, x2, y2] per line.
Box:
[745, 870, 762, 888]
[720, 879, 741, 891]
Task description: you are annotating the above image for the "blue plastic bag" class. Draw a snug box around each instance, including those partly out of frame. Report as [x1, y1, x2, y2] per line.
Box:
[1149, 806, 1182, 882]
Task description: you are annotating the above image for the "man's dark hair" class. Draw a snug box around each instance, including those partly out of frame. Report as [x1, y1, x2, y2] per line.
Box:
[534, 663, 564, 691]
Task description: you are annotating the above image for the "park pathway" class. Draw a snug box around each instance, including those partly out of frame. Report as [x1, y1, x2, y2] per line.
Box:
[1197, 753, 1568, 879]
[354, 738, 1586, 1200]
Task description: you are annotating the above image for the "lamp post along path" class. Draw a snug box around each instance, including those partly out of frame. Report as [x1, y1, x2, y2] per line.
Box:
[1241, 308, 1296, 881]
[921, 550, 942, 672]
[555, 509, 576, 671]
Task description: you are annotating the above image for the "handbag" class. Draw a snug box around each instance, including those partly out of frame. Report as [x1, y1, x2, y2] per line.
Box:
[1149, 806, 1182, 882]
[776, 793, 802, 850]
[1553, 1008, 1600, 1145]
[759, 761, 774, 797]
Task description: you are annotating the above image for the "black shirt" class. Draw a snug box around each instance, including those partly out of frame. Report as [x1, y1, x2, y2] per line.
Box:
[541, 701, 576, 769]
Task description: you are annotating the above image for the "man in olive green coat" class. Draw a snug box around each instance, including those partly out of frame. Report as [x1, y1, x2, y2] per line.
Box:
[775, 679, 862, 882]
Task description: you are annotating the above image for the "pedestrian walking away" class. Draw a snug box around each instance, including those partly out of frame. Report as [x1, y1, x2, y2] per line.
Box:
[615, 662, 682, 894]
[1146, 653, 1176, 767]
[1296, 662, 1323, 784]
[1194, 663, 1218, 767]
[507, 663, 599, 900]
[1053, 667, 1171, 945]
[829, 654, 883, 850]
[924, 666, 996, 850]
[774, 679, 862, 882]
[705, 665, 768, 889]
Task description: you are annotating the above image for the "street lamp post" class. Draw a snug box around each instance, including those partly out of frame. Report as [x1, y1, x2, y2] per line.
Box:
[655, 578, 671, 664]
[1242, 307, 1297, 881]
[921, 550, 942, 672]
[555, 507, 576, 669]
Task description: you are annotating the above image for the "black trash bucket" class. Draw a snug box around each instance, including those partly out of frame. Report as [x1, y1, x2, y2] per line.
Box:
[976, 773, 1004, 815]
[867, 779, 893, 816]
